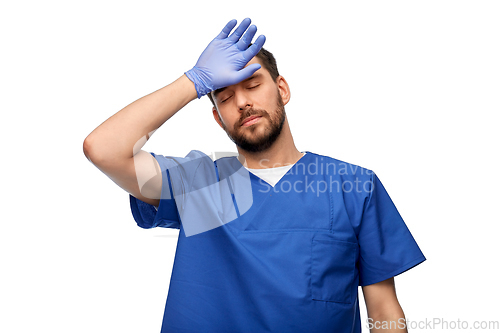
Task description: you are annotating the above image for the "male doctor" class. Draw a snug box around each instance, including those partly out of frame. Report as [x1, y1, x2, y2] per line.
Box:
[84, 18, 425, 332]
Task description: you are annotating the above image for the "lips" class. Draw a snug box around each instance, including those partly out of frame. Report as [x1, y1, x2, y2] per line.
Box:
[241, 115, 262, 126]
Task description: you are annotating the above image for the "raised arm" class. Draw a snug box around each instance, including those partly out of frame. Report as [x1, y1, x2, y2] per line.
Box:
[83, 18, 265, 207]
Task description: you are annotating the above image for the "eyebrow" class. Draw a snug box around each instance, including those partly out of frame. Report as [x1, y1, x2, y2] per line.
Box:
[213, 73, 263, 98]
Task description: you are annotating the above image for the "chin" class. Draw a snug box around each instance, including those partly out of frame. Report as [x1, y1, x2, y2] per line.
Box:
[241, 126, 269, 140]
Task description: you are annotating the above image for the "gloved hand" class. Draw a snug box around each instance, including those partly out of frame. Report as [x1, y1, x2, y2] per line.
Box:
[185, 18, 266, 99]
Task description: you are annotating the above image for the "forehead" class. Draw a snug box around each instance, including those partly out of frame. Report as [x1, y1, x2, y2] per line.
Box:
[211, 57, 272, 99]
[244, 56, 273, 80]
[246, 56, 262, 69]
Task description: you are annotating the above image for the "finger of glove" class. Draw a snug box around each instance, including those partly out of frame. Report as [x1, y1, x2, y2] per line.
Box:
[236, 25, 257, 51]
[216, 19, 237, 39]
[228, 17, 251, 43]
[232, 63, 262, 84]
[241, 35, 266, 61]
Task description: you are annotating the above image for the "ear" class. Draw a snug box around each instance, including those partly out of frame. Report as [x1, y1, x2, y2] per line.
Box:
[276, 76, 291, 105]
[212, 106, 224, 129]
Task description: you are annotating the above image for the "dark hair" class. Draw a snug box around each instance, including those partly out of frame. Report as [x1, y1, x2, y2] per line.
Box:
[207, 46, 279, 106]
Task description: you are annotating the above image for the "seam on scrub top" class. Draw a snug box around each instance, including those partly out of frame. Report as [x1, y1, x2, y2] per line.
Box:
[241, 228, 332, 234]
[355, 171, 375, 236]
[313, 238, 358, 246]
[189, 156, 205, 196]
[309, 235, 313, 300]
[366, 171, 376, 209]
[166, 168, 182, 225]
[329, 181, 334, 232]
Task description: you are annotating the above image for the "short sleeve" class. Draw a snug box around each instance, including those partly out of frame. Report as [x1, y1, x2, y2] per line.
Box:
[357, 173, 426, 286]
[129, 152, 181, 229]
[130, 149, 252, 237]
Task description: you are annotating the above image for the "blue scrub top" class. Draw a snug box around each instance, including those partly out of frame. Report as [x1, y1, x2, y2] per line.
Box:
[129, 150, 426, 333]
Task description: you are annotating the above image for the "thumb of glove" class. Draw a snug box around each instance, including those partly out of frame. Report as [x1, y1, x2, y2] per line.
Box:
[230, 63, 262, 85]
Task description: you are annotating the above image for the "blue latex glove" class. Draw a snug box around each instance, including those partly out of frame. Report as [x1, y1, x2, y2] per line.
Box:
[185, 18, 266, 99]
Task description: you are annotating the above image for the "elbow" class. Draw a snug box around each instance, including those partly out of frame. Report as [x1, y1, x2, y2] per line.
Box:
[83, 136, 91, 158]
[83, 135, 101, 165]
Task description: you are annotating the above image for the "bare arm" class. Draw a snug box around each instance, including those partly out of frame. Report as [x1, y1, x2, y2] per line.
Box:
[362, 277, 408, 332]
[84, 74, 197, 161]
[83, 19, 265, 208]
[83, 74, 197, 207]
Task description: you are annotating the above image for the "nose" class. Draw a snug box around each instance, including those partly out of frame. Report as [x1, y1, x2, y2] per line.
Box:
[235, 89, 253, 112]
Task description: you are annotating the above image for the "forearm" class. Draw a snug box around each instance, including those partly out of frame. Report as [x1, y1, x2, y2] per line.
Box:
[84, 74, 197, 162]
[368, 310, 407, 333]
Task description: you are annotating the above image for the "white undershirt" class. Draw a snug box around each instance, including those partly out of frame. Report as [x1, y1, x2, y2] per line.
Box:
[244, 152, 306, 187]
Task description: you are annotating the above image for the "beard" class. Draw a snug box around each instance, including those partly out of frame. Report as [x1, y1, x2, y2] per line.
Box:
[221, 90, 286, 153]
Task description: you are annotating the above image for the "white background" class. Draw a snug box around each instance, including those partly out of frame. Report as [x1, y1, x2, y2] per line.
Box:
[1, 0, 499, 332]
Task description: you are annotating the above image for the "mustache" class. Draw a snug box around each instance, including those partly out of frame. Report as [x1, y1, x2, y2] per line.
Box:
[238, 108, 269, 127]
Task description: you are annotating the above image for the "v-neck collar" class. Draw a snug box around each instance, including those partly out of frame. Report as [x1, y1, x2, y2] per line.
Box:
[238, 151, 311, 188]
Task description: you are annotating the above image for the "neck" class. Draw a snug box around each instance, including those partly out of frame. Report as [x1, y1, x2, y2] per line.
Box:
[236, 118, 303, 169]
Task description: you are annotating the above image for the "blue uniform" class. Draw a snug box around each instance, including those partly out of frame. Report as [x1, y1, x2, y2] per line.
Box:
[129, 150, 426, 332]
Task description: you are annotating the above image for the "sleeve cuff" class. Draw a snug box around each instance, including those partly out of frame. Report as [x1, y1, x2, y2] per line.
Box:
[359, 255, 426, 287]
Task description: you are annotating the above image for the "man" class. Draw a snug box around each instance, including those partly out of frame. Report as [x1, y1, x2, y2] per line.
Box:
[84, 18, 425, 332]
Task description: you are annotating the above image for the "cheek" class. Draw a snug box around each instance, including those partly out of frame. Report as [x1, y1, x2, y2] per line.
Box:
[259, 88, 279, 105]
[218, 111, 239, 129]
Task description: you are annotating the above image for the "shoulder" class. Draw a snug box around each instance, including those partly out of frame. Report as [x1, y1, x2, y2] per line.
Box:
[304, 151, 374, 180]
[153, 149, 213, 166]
[149, 150, 217, 183]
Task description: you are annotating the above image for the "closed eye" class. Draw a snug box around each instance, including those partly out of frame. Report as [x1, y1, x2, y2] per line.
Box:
[248, 85, 260, 89]
[220, 95, 232, 104]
